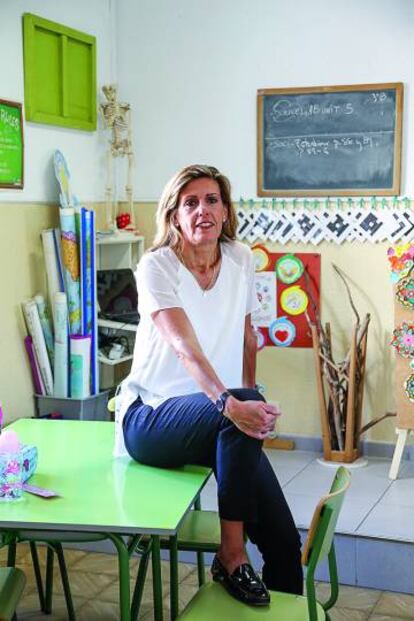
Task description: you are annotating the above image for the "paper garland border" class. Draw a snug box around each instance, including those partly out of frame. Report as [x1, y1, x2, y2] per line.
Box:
[237, 197, 414, 245]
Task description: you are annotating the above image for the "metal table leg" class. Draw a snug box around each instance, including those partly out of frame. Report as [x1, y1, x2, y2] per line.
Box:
[108, 534, 131, 621]
[151, 536, 163, 621]
[169, 535, 179, 621]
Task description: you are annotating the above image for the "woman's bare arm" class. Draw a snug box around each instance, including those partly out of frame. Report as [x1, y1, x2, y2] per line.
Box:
[152, 307, 278, 438]
[152, 306, 226, 402]
[243, 314, 257, 389]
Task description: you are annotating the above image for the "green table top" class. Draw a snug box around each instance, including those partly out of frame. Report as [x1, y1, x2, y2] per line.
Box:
[1, 419, 211, 536]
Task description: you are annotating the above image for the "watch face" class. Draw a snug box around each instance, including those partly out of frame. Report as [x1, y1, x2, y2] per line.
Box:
[216, 397, 225, 413]
[216, 391, 230, 413]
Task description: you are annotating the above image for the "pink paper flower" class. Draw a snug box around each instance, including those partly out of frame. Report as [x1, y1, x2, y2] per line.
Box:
[5, 460, 20, 475]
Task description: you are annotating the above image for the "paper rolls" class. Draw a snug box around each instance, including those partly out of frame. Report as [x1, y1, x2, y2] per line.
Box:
[34, 294, 54, 366]
[70, 335, 91, 399]
[60, 208, 81, 335]
[53, 292, 68, 398]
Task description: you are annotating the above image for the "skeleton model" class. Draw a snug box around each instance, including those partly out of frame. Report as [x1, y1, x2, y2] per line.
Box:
[100, 84, 134, 230]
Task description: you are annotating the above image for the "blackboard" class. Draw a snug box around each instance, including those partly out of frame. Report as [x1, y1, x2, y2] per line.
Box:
[257, 83, 403, 197]
[0, 99, 24, 189]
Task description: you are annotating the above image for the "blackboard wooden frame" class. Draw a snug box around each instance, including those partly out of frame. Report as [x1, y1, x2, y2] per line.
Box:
[0, 99, 24, 189]
[257, 83, 403, 197]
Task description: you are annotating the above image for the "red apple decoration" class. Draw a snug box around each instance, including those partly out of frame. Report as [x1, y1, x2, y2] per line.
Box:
[116, 212, 131, 229]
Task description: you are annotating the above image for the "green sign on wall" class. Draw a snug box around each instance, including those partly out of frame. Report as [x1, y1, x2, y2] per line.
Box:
[0, 99, 24, 188]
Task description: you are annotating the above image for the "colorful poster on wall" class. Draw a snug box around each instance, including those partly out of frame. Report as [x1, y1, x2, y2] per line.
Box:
[0, 99, 24, 188]
[252, 246, 320, 348]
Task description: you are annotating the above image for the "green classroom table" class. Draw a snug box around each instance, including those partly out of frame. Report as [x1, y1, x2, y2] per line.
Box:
[1, 419, 211, 621]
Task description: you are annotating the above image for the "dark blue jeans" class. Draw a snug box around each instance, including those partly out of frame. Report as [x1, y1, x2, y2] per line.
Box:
[123, 388, 303, 594]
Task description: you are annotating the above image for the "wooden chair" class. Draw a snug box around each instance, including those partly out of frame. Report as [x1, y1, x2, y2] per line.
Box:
[176, 466, 351, 621]
[0, 566, 26, 621]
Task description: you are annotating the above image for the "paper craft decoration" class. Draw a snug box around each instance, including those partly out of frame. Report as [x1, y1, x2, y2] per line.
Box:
[275, 254, 304, 284]
[252, 246, 271, 271]
[404, 374, 414, 403]
[387, 243, 414, 283]
[237, 197, 414, 245]
[391, 323, 414, 358]
[280, 286, 309, 316]
[252, 247, 320, 348]
[396, 277, 414, 310]
[268, 317, 296, 347]
[254, 327, 266, 351]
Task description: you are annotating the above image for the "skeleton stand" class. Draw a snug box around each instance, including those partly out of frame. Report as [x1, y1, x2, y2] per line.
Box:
[101, 85, 135, 230]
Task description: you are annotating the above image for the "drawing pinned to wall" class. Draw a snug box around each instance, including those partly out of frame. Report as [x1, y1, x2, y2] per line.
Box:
[254, 271, 277, 327]
[251, 246, 320, 348]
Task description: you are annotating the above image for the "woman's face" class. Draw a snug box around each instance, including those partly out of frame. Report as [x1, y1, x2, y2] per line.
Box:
[174, 177, 228, 247]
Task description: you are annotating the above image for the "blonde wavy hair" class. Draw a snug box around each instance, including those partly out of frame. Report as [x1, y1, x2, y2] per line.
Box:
[151, 164, 237, 252]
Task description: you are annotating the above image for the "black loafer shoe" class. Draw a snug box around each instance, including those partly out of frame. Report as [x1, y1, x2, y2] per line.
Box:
[211, 555, 270, 606]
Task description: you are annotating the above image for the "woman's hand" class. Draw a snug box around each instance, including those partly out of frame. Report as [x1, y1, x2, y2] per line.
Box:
[224, 396, 281, 439]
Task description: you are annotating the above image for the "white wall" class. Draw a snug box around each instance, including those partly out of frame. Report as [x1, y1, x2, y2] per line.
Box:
[0, 0, 117, 202]
[117, 0, 414, 200]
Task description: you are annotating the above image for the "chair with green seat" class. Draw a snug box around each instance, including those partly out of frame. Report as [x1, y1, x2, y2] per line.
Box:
[0, 566, 26, 621]
[175, 466, 351, 621]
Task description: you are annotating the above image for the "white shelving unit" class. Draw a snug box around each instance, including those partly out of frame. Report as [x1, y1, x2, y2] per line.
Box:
[96, 232, 145, 270]
[96, 232, 144, 390]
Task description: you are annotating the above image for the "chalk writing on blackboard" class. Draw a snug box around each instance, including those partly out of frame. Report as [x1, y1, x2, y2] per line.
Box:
[257, 83, 403, 197]
[0, 99, 24, 189]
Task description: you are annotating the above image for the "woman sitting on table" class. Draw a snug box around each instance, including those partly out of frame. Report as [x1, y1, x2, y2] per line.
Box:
[114, 164, 303, 606]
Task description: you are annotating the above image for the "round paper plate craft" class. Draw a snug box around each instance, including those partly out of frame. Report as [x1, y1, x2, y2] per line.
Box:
[252, 246, 270, 272]
[391, 323, 414, 358]
[280, 286, 308, 316]
[254, 327, 266, 351]
[276, 254, 304, 284]
[268, 317, 296, 347]
[404, 373, 414, 403]
[396, 277, 414, 310]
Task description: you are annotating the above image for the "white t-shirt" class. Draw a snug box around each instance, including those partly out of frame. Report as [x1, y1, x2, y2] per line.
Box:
[113, 240, 259, 457]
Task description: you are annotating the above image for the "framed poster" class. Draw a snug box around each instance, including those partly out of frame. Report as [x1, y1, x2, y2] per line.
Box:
[0, 99, 24, 189]
[257, 83, 403, 197]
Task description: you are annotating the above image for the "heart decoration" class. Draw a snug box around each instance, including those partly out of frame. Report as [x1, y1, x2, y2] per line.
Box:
[275, 330, 288, 342]
[268, 317, 296, 347]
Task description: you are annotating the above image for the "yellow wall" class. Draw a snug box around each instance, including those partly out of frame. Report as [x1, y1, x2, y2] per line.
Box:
[0, 199, 396, 444]
[0, 201, 105, 423]
[134, 202, 396, 443]
[0, 202, 58, 422]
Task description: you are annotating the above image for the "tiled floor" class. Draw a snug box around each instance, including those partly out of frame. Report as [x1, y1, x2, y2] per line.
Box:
[201, 448, 414, 541]
[5, 447, 414, 620]
[3, 545, 414, 621]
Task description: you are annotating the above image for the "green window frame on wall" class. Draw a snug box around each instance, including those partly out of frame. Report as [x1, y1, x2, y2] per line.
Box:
[23, 13, 97, 131]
